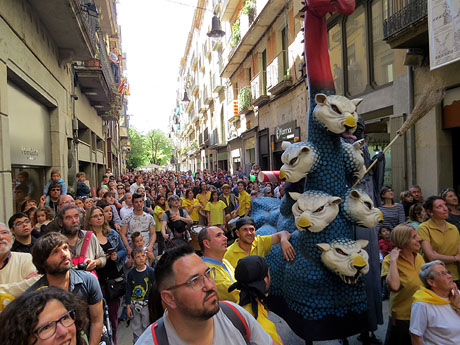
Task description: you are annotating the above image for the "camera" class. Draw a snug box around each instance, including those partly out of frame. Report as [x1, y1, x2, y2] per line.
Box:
[77, 262, 88, 270]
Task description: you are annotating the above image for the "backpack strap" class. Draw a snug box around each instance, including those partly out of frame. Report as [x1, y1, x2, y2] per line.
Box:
[151, 318, 168, 345]
[220, 301, 251, 344]
[79, 230, 93, 258]
[179, 208, 184, 217]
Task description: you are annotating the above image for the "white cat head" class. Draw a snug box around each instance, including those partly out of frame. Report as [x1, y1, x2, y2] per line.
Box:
[279, 142, 318, 182]
[290, 191, 341, 233]
[317, 238, 369, 284]
[313, 93, 362, 136]
[343, 189, 383, 228]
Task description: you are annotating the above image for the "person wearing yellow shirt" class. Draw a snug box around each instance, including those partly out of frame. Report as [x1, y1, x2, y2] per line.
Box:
[381, 224, 425, 345]
[153, 194, 168, 255]
[205, 191, 227, 229]
[224, 216, 296, 269]
[417, 196, 460, 284]
[198, 226, 239, 303]
[236, 181, 251, 217]
[229, 255, 283, 345]
[196, 182, 211, 225]
[181, 189, 200, 224]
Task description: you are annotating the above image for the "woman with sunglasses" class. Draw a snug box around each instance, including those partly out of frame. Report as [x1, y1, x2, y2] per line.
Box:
[0, 286, 89, 345]
[84, 206, 127, 345]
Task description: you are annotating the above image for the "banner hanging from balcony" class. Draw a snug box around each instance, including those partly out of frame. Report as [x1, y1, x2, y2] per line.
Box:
[428, 0, 460, 70]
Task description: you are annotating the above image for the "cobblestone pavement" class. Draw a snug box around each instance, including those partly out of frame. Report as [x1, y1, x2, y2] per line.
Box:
[117, 300, 389, 345]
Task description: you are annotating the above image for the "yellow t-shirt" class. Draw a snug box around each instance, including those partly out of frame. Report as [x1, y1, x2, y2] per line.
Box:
[201, 257, 239, 303]
[197, 192, 211, 208]
[417, 218, 460, 280]
[381, 253, 425, 320]
[243, 303, 283, 344]
[153, 205, 166, 232]
[224, 235, 273, 269]
[237, 190, 251, 217]
[182, 198, 200, 222]
[204, 200, 227, 225]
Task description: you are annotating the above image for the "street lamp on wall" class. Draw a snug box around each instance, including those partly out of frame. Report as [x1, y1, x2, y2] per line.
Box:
[207, 13, 225, 38]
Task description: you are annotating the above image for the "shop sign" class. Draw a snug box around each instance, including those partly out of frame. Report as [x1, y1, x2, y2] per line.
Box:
[275, 121, 296, 142]
[21, 147, 40, 161]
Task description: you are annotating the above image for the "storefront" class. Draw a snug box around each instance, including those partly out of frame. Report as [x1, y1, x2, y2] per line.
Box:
[8, 82, 52, 212]
[271, 120, 300, 170]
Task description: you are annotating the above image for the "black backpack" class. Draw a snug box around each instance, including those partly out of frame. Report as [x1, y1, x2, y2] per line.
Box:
[150, 301, 250, 344]
[165, 209, 187, 234]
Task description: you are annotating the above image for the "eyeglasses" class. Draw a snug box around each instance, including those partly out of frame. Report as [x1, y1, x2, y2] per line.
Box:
[435, 270, 451, 277]
[90, 213, 104, 219]
[14, 219, 31, 227]
[166, 267, 216, 291]
[33, 310, 75, 340]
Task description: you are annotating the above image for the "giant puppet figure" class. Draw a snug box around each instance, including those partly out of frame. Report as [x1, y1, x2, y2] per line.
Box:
[252, 0, 383, 342]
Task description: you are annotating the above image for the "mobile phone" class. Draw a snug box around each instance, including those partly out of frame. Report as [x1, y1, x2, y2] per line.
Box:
[107, 247, 116, 254]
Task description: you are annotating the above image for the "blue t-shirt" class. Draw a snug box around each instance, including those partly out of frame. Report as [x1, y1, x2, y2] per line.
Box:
[125, 265, 155, 305]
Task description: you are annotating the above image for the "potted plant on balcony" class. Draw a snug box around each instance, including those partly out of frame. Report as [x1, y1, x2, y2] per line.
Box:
[230, 19, 241, 49]
[242, 0, 256, 23]
[103, 88, 123, 120]
[239, 87, 253, 114]
[83, 51, 100, 67]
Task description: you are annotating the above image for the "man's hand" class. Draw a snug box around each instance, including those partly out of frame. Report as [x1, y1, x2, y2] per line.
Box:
[449, 287, 460, 309]
[39, 195, 46, 207]
[281, 239, 296, 261]
[126, 305, 133, 319]
[163, 233, 170, 241]
[85, 259, 97, 271]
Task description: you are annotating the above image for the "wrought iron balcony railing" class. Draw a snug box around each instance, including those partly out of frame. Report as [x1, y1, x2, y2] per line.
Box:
[383, 0, 427, 40]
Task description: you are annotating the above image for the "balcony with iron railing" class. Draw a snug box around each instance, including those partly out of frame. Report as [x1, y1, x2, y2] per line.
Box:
[212, 72, 224, 93]
[267, 50, 292, 95]
[74, 29, 118, 116]
[383, 0, 428, 49]
[251, 72, 270, 107]
[221, 0, 286, 78]
[29, 0, 99, 62]
[202, 84, 213, 105]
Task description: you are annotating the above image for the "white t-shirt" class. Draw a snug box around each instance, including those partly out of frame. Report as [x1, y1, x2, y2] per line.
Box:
[410, 298, 460, 345]
[136, 301, 272, 345]
[120, 205, 134, 220]
[122, 212, 155, 247]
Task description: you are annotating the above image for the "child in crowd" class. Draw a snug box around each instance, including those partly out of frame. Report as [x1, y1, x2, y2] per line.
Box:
[125, 232, 155, 268]
[125, 248, 155, 344]
[76, 171, 91, 198]
[378, 225, 393, 258]
[33, 206, 55, 233]
[378, 225, 392, 300]
[43, 169, 67, 196]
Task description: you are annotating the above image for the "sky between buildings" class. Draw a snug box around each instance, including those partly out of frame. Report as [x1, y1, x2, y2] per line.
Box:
[117, 0, 196, 134]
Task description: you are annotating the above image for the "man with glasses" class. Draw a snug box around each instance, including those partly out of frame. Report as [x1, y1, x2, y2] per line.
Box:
[41, 182, 62, 214]
[224, 217, 295, 269]
[8, 213, 36, 253]
[410, 260, 460, 345]
[0, 222, 40, 310]
[28, 232, 103, 345]
[135, 245, 274, 345]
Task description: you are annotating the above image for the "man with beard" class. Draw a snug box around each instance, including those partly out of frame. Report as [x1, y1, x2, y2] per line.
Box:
[198, 226, 240, 303]
[43, 194, 76, 234]
[58, 205, 106, 272]
[0, 222, 40, 310]
[135, 245, 273, 345]
[28, 232, 103, 345]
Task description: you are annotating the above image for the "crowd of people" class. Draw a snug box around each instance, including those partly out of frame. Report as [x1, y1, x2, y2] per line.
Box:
[1, 168, 460, 345]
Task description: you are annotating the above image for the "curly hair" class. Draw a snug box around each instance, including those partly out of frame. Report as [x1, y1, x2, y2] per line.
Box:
[0, 286, 89, 345]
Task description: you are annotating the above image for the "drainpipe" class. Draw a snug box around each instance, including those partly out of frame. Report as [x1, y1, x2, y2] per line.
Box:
[408, 65, 416, 186]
